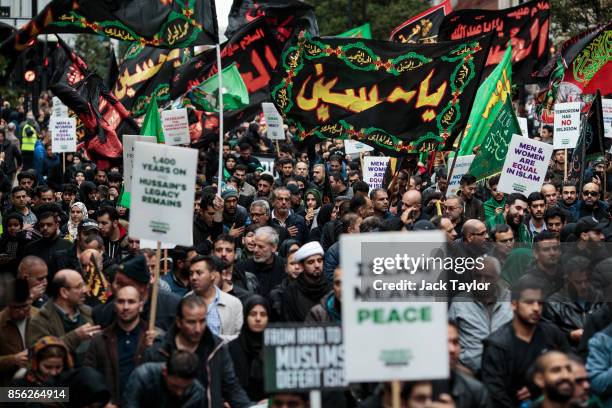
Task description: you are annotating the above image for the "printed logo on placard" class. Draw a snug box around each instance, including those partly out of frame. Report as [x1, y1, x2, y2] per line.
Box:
[379, 349, 413, 366]
[149, 221, 170, 234]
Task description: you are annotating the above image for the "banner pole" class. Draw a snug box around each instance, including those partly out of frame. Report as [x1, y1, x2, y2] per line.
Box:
[447, 130, 468, 193]
[391, 381, 401, 408]
[163, 249, 168, 274]
[309, 390, 321, 408]
[148, 241, 162, 331]
[564, 148, 568, 180]
[216, 44, 224, 197]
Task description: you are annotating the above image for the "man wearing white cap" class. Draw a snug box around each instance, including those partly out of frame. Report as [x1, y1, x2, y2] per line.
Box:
[281, 242, 330, 322]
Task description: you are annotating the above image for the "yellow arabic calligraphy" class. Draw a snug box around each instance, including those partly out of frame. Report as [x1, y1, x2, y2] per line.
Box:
[297, 75, 383, 113]
[114, 49, 181, 100]
[167, 22, 189, 45]
[104, 27, 135, 41]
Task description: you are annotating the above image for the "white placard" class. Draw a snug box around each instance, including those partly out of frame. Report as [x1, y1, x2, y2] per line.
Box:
[602, 99, 612, 139]
[139, 239, 176, 250]
[341, 232, 449, 382]
[50, 117, 76, 153]
[52, 97, 68, 118]
[261, 102, 285, 140]
[254, 155, 276, 176]
[161, 109, 190, 146]
[517, 116, 529, 137]
[446, 154, 475, 197]
[498, 134, 553, 195]
[344, 139, 374, 154]
[130, 142, 197, 245]
[122, 135, 157, 193]
[553, 102, 581, 148]
[363, 156, 390, 191]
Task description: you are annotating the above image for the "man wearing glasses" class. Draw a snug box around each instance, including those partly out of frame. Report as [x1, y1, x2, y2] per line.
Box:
[573, 183, 609, 222]
[29, 269, 101, 363]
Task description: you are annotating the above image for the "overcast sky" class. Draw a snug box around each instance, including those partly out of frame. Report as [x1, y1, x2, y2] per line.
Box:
[216, 0, 231, 41]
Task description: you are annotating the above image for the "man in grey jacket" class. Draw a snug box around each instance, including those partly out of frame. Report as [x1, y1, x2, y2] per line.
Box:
[448, 256, 512, 373]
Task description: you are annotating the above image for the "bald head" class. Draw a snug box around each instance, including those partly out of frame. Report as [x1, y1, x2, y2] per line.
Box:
[17, 256, 47, 278]
[463, 219, 485, 235]
[462, 219, 487, 244]
[402, 190, 422, 205]
[52, 269, 85, 304]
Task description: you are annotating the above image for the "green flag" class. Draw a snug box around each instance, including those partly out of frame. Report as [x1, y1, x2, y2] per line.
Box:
[191, 63, 249, 112]
[141, 95, 165, 143]
[337, 23, 372, 39]
[468, 98, 521, 181]
[457, 45, 513, 156]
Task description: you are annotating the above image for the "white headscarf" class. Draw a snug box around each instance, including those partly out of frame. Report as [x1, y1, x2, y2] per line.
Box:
[67, 202, 88, 241]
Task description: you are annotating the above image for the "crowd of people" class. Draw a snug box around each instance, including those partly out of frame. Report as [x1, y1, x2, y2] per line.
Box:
[0, 92, 612, 408]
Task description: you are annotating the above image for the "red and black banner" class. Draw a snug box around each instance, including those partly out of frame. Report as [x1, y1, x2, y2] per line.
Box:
[439, 0, 550, 83]
[225, 0, 318, 44]
[389, 0, 452, 44]
[271, 32, 493, 156]
[112, 45, 191, 117]
[569, 91, 607, 190]
[49, 39, 138, 169]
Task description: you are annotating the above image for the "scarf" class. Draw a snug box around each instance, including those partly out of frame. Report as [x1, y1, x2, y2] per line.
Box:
[67, 202, 88, 241]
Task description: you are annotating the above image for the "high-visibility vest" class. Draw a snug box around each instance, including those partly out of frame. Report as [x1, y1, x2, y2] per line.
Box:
[21, 124, 37, 152]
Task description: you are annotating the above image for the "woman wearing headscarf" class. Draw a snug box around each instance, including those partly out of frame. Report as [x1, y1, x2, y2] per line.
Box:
[228, 295, 269, 401]
[78, 181, 99, 216]
[64, 202, 87, 242]
[301, 188, 322, 229]
[308, 203, 334, 243]
[13, 336, 73, 387]
[0, 213, 23, 272]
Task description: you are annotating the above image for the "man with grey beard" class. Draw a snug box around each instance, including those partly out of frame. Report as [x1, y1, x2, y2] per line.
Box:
[235, 227, 285, 297]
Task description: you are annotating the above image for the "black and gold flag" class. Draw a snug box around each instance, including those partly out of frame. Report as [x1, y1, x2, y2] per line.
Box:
[271, 32, 493, 156]
[389, 0, 452, 44]
[439, 0, 550, 83]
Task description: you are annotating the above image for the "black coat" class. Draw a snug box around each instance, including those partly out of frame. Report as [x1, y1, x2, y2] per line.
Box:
[21, 234, 72, 268]
[577, 304, 612, 359]
[0, 139, 22, 176]
[192, 217, 223, 247]
[142, 324, 252, 408]
[450, 370, 492, 408]
[481, 321, 569, 408]
[228, 336, 265, 401]
[235, 255, 285, 298]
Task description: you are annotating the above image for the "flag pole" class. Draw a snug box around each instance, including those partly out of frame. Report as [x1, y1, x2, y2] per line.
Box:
[148, 241, 162, 331]
[447, 130, 467, 192]
[216, 44, 224, 197]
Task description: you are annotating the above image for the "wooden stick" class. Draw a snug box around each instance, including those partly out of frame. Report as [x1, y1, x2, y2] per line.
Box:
[62, 152, 65, 174]
[163, 249, 168, 275]
[148, 241, 162, 331]
[309, 390, 321, 408]
[564, 148, 568, 180]
[391, 381, 401, 408]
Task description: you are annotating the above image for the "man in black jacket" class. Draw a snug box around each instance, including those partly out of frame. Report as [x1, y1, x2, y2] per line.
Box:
[142, 295, 252, 408]
[193, 193, 224, 247]
[516, 231, 562, 297]
[235, 226, 284, 297]
[270, 187, 307, 245]
[93, 256, 180, 331]
[22, 209, 72, 268]
[481, 279, 570, 408]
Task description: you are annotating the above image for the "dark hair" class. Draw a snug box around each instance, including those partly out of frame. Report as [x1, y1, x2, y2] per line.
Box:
[489, 224, 512, 241]
[96, 206, 119, 221]
[34, 185, 53, 198]
[349, 195, 367, 213]
[353, 180, 369, 195]
[544, 207, 566, 224]
[166, 350, 199, 379]
[511, 277, 543, 301]
[329, 171, 344, 183]
[435, 168, 447, 181]
[564, 256, 590, 276]
[488, 174, 501, 187]
[171, 246, 193, 264]
[527, 192, 545, 206]
[235, 164, 248, 172]
[259, 174, 274, 185]
[213, 234, 235, 248]
[62, 183, 78, 195]
[11, 186, 27, 196]
[177, 294, 207, 319]
[239, 142, 252, 151]
[380, 217, 404, 232]
[369, 187, 386, 200]
[277, 157, 293, 167]
[107, 171, 123, 182]
[533, 230, 558, 244]
[341, 213, 361, 233]
[506, 193, 528, 206]
[460, 174, 476, 185]
[190, 255, 216, 272]
[360, 216, 381, 233]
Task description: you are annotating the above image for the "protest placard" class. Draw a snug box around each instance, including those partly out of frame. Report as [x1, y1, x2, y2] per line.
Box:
[517, 117, 529, 137]
[122, 135, 157, 193]
[161, 108, 190, 145]
[254, 155, 276, 176]
[498, 134, 553, 195]
[340, 232, 449, 382]
[264, 324, 346, 392]
[52, 97, 68, 118]
[129, 142, 197, 245]
[363, 157, 390, 191]
[446, 155, 475, 197]
[553, 102, 581, 148]
[261, 102, 285, 140]
[50, 117, 76, 153]
[603, 98, 612, 139]
[344, 139, 374, 155]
